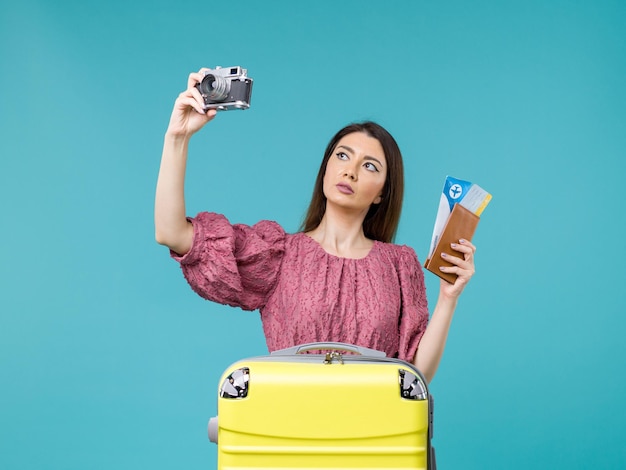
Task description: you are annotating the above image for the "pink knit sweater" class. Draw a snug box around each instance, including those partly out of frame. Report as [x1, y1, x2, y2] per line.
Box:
[171, 212, 429, 362]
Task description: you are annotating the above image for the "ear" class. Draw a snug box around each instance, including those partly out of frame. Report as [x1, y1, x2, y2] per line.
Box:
[373, 195, 382, 205]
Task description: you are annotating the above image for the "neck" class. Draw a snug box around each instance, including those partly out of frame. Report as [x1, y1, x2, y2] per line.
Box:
[306, 205, 373, 258]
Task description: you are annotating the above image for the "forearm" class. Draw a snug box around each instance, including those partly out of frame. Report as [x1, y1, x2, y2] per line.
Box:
[413, 293, 458, 383]
[154, 132, 194, 254]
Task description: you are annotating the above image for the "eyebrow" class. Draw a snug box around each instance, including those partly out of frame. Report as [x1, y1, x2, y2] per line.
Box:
[337, 145, 385, 168]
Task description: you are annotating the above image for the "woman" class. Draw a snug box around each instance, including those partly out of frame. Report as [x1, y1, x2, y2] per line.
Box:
[155, 69, 476, 382]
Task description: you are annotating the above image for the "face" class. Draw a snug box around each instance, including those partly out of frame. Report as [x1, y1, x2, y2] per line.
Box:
[322, 132, 387, 214]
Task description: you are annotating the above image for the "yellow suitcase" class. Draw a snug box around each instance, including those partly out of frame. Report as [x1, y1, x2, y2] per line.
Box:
[208, 342, 436, 469]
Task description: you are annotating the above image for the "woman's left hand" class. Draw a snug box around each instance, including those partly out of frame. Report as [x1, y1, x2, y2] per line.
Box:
[438, 239, 476, 299]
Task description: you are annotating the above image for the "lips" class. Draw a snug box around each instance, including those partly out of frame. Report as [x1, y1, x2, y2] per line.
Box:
[336, 183, 354, 195]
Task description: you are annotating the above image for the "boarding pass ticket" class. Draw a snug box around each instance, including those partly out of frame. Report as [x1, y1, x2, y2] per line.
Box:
[428, 176, 492, 259]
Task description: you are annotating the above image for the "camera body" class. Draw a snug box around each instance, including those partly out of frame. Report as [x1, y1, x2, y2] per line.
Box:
[196, 66, 253, 111]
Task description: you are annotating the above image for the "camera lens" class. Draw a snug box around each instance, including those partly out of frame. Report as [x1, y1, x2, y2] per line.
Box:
[199, 74, 230, 102]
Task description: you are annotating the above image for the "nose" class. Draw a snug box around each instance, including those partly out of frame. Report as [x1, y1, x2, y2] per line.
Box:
[343, 165, 358, 181]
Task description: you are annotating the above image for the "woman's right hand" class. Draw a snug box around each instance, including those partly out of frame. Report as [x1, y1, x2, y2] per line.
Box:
[155, 69, 218, 254]
[166, 68, 218, 137]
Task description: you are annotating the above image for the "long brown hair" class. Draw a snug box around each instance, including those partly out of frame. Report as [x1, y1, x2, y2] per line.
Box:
[299, 121, 405, 243]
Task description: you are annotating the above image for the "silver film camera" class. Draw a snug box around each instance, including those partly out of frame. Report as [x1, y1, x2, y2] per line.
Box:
[196, 66, 253, 111]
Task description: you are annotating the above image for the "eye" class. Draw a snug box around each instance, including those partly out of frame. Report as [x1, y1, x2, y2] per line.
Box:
[364, 162, 379, 172]
[336, 152, 349, 160]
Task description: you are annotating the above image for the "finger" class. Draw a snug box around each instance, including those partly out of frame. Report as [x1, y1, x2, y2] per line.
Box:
[450, 239, 475, 252]
[439, 261, 475, 281]
[181, 86, 212, 115]
[460, 238, 476, 262]
[451, 239, 476, 261]
[189, 85, 206, 106]
[450, 242, 471, 255]
[176, 92, 206, 115]
[458, 239, 476, 252]
[440, 252, 476, 277]
[440, 252, 468, 268]
[187, 68, 210, 89]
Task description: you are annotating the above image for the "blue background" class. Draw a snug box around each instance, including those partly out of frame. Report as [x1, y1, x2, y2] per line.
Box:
[1, 1, 625, 468]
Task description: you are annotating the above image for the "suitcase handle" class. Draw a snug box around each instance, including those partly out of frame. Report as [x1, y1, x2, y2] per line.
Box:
[271, 342, 387, 358]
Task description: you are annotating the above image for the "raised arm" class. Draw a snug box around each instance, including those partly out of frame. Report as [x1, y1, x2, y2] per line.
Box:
[414, 239, 477, 382]
[155, 69, 217, 255]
